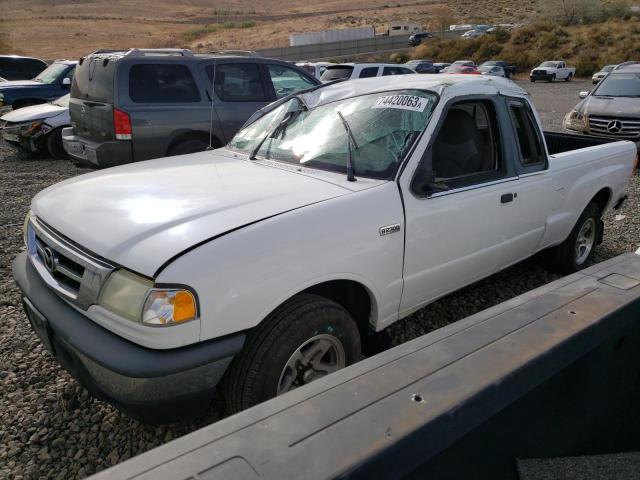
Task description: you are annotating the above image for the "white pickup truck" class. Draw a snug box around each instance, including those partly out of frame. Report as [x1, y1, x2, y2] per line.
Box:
[13, 75, 636, 422]
[530, 61, 576, 82]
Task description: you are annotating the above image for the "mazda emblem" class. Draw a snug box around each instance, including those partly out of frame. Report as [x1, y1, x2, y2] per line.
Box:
[607, 120, 622, 133]
[42, 247, 58, 274]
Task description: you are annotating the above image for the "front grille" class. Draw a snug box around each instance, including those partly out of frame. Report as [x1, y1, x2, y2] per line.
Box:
[589, 116, 640, 139]
[532, 70, 547, 75]
[26, 217, 114, 309]
[34, 235, 85, 295]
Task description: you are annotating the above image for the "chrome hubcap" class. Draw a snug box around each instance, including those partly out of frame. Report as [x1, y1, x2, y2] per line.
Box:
[575, 217, 596, 265]
[277, 334, 346, 395]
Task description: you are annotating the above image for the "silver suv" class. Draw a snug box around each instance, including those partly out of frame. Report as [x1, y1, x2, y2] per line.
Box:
[564, 63, 640, 146]
[62, 49, 319, 168]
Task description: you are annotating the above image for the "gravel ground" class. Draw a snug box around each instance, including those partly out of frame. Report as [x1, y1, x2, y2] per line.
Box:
[1, 79, 638, 479]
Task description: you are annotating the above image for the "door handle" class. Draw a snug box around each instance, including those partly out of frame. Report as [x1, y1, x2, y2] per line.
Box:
[501, 193, 514, 204]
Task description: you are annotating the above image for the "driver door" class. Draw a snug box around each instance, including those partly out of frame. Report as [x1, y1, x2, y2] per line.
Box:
[399, 97, 540, 315]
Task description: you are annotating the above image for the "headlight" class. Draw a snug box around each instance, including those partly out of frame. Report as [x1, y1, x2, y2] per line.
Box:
[21, 120, 44, 136]
[23, 210, 32, 246]
[563, 109, 586, 131]
[98, 269, 198, 326]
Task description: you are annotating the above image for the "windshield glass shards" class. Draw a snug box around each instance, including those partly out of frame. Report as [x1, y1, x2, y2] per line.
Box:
[228, 90, 438, 180]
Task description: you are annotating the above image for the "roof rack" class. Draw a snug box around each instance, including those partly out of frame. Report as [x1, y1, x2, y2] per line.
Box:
[89, 48, 194, 57]
[209, 50, 261, 57]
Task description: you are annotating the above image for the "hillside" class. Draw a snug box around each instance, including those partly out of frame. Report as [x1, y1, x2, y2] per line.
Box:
[0, 0, 540, 58]
[407, 16, 640, 76]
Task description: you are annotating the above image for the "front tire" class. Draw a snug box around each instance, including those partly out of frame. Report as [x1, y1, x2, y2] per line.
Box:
[46, 128, 67, 160]
[547, 202, 602, 275]
[565, 73, 573, 82]
[223, 294, 361, 413]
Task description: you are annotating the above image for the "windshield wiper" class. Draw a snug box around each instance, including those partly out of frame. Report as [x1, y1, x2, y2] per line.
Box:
[249, 111, 296, 160]
[337, 111, 357, 182]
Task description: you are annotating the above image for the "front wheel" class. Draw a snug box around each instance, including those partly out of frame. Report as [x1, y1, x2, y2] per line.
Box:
[565, 73, 573, 82]
[547, 202, 602, 275]
[549, 74, 556, 83]
[223, 294, 361, 414]
[46, 128, 68, 160]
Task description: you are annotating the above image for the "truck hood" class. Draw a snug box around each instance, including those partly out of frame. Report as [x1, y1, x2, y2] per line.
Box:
[32, 150, 352, 277]
[579, 96, 640, 117]
[1, 102, 66, 122]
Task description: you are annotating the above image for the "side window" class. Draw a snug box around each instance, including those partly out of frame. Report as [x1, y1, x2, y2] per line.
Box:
[63, 67, 75, 82]
[267, 64, 316, 99]
[359, 67, 379, 78]
[206, 63, 266, 102]
[383, 67, 412, 76]
[508, 101, 545, 167]
[429, 100, 503, 188]
[129, 64, 200, 103]
[24, 59, 46, 78]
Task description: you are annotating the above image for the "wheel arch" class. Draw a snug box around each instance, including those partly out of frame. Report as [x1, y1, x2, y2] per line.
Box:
[166, 130, 221, 155]
[256, 278, 379, 340]
[589, 187, 612, 214]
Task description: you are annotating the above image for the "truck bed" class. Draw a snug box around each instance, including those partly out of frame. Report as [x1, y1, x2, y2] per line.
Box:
[544, 131, 617, 155]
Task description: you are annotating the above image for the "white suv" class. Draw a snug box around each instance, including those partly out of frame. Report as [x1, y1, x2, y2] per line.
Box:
[320, 63, 415, 82]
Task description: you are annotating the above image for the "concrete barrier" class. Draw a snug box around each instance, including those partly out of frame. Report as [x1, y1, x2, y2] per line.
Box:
[89, 253, 640, 479]
[257, 31, 462, 61]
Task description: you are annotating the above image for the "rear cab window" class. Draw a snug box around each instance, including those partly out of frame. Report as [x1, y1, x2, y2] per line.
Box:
[507, 99, 546, 172]
[383, 67, 413, 76]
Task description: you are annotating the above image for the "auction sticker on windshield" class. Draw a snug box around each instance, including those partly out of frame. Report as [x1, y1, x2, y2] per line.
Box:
[372, 94, 428, 112]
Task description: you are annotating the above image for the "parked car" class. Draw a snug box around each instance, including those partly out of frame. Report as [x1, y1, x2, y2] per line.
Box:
[62, 49, 319, 168]
[480, 60, 516, 78]
[564, 63, 640, 146]
[14, 74, 635, 421]
[408, 32, 434, 46]
[445, 65, 480, 75]
[478, 65, 505, 77]
[433, 62, 451, 73]
[295, 61, 335, 79]
[319, 63, 415, 82]
[0, 55, 47, 81]
[405, 60, 437, 73]
[592, 64, 617, 84]
[0, 94, 70, 159]
[452, 60, 476, 67]
[462, 30, 483, 39]
[530, 61, 575, 82]
[0, 60, 76, 111]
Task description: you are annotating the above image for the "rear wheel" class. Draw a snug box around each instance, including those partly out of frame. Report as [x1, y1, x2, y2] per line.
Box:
[223, 294, 361, 414]
[547, 202, 602, 275]
[46, 128, 67, 160]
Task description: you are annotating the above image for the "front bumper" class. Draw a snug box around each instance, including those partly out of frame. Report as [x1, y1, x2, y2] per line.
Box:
[530, 72, 553, 81]
[12, 252, 245, 423]
[61, 127, 133, 168]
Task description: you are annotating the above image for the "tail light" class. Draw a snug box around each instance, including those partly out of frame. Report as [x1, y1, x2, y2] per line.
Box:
[114, 108, 132, 140]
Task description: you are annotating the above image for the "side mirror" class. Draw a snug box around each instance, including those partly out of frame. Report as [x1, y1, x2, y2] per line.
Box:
[62, 77, 71, 86]
[413, 169, 449, 196]
[579, 90, 589, 99]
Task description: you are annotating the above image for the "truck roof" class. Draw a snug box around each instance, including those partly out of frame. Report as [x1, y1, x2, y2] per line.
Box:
[302, 74, 527, 108]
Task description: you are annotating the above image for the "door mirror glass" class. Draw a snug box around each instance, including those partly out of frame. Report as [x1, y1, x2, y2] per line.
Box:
[62, 77, 71, 86]
[579, 90, 589, 99]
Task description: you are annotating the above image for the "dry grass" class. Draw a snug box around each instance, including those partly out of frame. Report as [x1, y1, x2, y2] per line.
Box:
[409, 16, 640, 76]
[0, 0, 542, 58]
